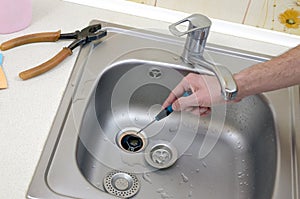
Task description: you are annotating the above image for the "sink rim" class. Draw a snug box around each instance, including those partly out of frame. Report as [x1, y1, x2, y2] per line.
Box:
[26, 20, 299, 199]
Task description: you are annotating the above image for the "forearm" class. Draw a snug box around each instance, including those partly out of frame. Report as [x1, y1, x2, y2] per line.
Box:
[234, 45, 300, 99]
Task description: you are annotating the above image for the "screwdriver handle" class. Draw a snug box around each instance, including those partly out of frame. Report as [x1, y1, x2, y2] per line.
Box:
[155, 91, 192, 121]
[155, 105, 173, 121]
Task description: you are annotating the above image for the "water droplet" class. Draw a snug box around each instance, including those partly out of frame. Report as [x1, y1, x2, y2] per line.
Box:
[169, 126, 178, 133]
[157, 188, 164, 193]
[237, 172, 243, 177]
[188, 190, 193, 198]
[157, 188, 172, 199]
[180, 173, 189, 183]
[196, 168, 200, 173]
[161, 192, 172, 199]
[143, 172, 152, 184]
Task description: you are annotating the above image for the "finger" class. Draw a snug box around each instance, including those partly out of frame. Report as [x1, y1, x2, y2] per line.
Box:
[162, 78, 189, 108]
[190, 107, 210, 116]
[162, 92, 177, 108]
[200, 107, 211, 116]
[172, 93, 199, 111]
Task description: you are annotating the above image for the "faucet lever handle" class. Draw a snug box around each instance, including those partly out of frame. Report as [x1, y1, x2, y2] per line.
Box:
[169, 14, 212, 37]
[169, 14, 212, 61]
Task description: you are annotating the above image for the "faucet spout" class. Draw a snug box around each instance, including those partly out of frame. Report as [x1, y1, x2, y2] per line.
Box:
[192, 57, 238, 100]
[169, 14, 238, 101]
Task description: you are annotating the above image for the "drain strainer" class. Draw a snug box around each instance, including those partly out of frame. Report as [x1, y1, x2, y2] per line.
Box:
[103, 170, 140, 198]
[145, 141, 178, 169]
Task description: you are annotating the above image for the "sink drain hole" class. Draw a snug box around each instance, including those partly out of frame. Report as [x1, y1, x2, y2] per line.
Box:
[103, 170, 140, 198]
[120, 134, 143, 152]
[116, 128, 147, 153]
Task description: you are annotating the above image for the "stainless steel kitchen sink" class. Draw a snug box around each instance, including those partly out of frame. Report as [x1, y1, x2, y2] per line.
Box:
[27, 20, 300, 199]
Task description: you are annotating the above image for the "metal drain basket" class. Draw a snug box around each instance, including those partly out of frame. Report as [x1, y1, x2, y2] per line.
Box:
[145, 141, 178, 169]
[103, 170, 140, 198]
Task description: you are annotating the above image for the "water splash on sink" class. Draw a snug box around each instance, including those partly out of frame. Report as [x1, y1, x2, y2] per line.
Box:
[142, 172, 152, 184]
[157, 188, 173, 199]
[180, 173, 189, 183]
[202, 161, 207, 168]
[169, 126, 178, 133]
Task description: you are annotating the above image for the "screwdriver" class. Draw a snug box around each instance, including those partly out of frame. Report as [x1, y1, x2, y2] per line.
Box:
[136, 91, 191, 134]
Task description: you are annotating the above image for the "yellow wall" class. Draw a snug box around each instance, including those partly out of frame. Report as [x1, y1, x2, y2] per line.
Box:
[127, 0, 300, 35]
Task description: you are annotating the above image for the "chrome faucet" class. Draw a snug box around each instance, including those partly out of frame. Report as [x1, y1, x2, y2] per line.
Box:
[169, 14, 238, 101]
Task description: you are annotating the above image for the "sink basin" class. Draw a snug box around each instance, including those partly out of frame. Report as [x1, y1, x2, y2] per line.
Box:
[27, 20, 300, 199]
[76, 59, 276, 199]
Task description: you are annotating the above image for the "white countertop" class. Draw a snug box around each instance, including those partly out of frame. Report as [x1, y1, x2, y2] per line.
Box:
[0, 0, 299, 198]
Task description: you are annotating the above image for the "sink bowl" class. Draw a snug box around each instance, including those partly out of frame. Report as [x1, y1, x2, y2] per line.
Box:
[76, 60, 276, 199]
[27, 20, 300, 199]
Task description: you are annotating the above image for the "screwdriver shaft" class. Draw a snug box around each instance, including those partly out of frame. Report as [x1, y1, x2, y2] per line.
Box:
[136, 119, 156, 134]
[136, 91, 192, 134]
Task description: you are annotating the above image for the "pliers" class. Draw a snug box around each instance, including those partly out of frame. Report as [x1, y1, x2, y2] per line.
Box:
[0, 23, 107, 80]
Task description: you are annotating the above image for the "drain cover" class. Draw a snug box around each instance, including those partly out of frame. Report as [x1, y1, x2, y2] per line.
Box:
[145, 141, 178, 169]
[103, 170, 140, 198]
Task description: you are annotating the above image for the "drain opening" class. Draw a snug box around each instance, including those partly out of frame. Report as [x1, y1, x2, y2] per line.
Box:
[116, 128, 147, 153]
[103, 170, 140, 198]
[120, 134, 144, 152]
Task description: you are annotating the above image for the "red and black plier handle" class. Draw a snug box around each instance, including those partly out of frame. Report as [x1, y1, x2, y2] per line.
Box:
[0, 23, 107, 80]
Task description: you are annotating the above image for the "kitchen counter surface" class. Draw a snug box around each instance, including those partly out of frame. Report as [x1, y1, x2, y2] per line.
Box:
[0, 0, 299, 198]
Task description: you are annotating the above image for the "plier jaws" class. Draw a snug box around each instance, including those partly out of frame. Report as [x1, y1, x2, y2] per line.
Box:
[60, 24, 106, 50]
[0, 23, 107, 80]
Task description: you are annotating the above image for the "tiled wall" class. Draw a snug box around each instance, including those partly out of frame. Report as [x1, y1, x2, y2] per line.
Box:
[128, 0, 300, 35]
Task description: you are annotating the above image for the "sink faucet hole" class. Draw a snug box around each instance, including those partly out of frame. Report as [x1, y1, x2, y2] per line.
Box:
[148, 67, 162, 79]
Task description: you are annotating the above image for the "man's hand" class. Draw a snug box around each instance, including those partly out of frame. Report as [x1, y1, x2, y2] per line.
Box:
[162, 73, 225, 116]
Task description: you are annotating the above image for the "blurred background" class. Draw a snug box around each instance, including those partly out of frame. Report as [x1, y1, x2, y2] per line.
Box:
[127, 0, 300, 35]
